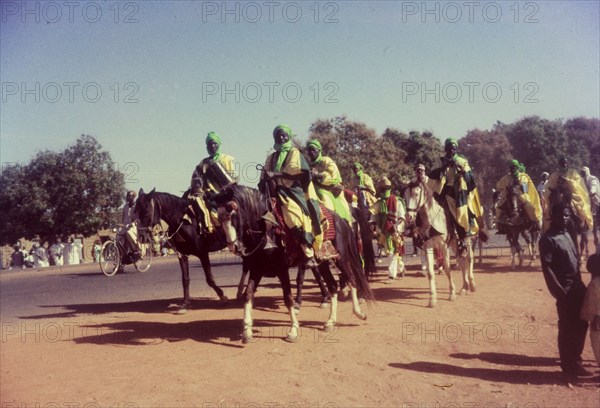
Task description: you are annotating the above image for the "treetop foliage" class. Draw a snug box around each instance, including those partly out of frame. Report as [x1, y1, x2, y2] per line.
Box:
[0, 135, 125, 245]
[300, 115, 598, 209]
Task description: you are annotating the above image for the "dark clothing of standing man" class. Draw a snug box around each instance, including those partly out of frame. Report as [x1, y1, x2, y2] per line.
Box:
[539, 202, 590, 380]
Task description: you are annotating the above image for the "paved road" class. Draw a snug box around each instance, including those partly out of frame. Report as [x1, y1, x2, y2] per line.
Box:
[0, 252, 247, 322]
[0, 233, 513, 323]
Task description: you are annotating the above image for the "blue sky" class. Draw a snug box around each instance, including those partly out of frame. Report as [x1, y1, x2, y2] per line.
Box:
[1, 0, 599, 194]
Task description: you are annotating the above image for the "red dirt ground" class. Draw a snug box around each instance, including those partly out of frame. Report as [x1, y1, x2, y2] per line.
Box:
[2, 251, 599, 408]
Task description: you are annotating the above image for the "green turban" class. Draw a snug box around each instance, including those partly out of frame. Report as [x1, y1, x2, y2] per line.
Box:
[307, 140, 323, 164]
[273, 125, 293, 172]
[206, 131, 222, 159]
[273, 124, 292, 139]
[206, 131, 221, 145]
[307, 139, 322, 151]
[444, 137, 458, 147]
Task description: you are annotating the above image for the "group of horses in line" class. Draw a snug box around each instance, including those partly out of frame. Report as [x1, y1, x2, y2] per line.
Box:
[131, 178, 587, 344]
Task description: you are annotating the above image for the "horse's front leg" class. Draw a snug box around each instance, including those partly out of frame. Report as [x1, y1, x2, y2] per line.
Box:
[294, 266, 306, 311]
[198, 250, 228, 302]
[280, 269, 300, 342]
[425, 247, 437, 307]
[318, 263, 339, 331]
[177, 255, 191, 314]
[458, 238, 475, 295]
[242, 278, 257, 344]
[349, 286, 367, 320]
[237, 260, 250, 301]
[437, 239, 456, 302]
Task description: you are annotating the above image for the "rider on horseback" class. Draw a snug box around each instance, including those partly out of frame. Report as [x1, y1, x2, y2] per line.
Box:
[305, 139, 352, 224]
[184, 131, 237, 234]
[350, 162, 377, 210]
[370, 176, 404, 260]
[495, 159, 543, 230]
[428, 137, 484, 250]
[543, 157, 592, 234]
[259, 125, 323, 269]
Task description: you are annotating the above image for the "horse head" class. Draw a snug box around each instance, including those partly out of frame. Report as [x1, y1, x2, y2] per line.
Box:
[403, 181, 427, 227]
[135, 188, 160, 230]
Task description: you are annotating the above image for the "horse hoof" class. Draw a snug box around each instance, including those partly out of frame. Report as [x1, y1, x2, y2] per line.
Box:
[323, 322, 336, 332]
[242, 336, 251, 344]
[449, 293, 456, 301]
[354, 311, 367, 320]
[470, 284, 476, 293]
[319, 302, 330, 309]
[459, 288, 467, 296]
[220, 295, 229, 302]
[175, 306, 188, 315]
[428, 300, 436, 308]
[285, 334, 299, 343]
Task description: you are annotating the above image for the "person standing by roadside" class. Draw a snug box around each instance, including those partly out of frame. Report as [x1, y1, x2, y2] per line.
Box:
[580, 253, 600, 369]
[50, 238, 65, 266]
[539, 202, 591, 382]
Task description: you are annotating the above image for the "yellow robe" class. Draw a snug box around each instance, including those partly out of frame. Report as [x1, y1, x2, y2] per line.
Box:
[543, 168, 593, 231]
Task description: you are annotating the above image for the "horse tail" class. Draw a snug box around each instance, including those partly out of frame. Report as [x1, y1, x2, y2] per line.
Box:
[334, 214, 374, 302]
[354, 207, 377, 275]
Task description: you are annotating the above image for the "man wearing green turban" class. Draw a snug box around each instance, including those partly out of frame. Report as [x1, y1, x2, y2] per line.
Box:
[350, 162, 377, 209]
[259, 125, 322, 268]
[186, 131, 237, 233]
[305, 139, 352, 223]
[495, 159, 542, 229]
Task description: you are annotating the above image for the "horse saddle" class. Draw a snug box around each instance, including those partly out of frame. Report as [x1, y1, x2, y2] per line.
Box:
[267, 201, 339, 266]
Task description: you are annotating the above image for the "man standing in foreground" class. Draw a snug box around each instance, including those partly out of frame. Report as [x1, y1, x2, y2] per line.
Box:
[539, 202, 591, 382]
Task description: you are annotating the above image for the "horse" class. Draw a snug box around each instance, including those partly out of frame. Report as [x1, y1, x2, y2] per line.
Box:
[213, 184, 373, 343]
[135, 188, 246, 314]
[403, 182, 457, 308]
[493, 185, 541, 269]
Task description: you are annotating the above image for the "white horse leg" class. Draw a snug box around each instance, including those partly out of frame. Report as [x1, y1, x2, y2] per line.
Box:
[426, 247, 437, 308]
[242, 299, 254, 344]
[285, 307, 300, 343]
[458, 238, 475, 294]
[324, 293, 338, 332]
[466, 239, 476, 292]
[350, 286, 367, 320]
[440, 240, 456, 301]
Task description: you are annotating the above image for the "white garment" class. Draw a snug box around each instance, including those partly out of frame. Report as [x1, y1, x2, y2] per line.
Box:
[50, 243, 65, 266]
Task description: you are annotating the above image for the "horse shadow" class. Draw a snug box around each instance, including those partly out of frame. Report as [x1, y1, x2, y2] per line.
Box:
[72, 318, 245, 348]
[389, 352, 567, 385]
[18, 297, 237, 320]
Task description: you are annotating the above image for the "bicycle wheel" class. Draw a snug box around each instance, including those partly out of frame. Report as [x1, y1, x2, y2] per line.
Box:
[100, 240, 121, 277]
[134, 242, 152, 272]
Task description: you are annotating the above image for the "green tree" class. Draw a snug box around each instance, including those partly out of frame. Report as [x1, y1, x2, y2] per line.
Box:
[563, 117, 600, 177]
[458, 128, 513, 208]
[0, 135, 125, 245]
[501, 116, 570, 183]
[307, 116, 380, 187]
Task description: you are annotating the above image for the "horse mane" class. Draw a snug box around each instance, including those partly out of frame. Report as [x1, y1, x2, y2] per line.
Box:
[148, 191, 189, 226]
[226, 184, 267, 232]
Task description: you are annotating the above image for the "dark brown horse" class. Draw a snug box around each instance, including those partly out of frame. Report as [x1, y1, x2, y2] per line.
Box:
[135, 188, 234, 313]
[494, 184, 540, 269]
[214, 184, 373, 343]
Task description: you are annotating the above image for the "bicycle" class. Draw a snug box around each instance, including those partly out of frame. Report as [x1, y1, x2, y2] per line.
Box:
[99, 225, 152, 276]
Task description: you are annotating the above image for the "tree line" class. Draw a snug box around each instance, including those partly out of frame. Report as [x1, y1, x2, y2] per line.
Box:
[1, 115, 597, 245]
[304, 115, 599, 208]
